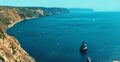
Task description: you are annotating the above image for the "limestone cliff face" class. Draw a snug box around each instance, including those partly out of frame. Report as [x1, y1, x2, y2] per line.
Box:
[0, 6, 44, 62]
[0, 6, 69, 62]
[40, 7, 70, 16]
[0, 33, 35, 62]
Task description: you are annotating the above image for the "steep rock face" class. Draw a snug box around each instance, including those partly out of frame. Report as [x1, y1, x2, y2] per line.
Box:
[0, 6, 69, 62]
[0, 33, 35, 62]
[40, 7, 70, 16]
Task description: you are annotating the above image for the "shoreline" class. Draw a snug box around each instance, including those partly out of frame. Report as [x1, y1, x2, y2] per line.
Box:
[0, 6, 70, 62]
[7, 17, 38, 29]
[8, 19, 23, 28]
[5, 17, 39, 62]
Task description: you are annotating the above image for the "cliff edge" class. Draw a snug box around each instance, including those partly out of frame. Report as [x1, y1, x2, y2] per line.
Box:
[0, 6, 69, 62]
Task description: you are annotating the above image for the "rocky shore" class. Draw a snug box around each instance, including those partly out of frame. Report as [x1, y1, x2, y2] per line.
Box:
[0, 6, 69, 62]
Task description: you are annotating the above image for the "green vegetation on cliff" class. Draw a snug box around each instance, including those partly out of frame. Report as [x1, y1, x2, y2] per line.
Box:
[0, 6, 69, 38]
[0, 6, 69, 62]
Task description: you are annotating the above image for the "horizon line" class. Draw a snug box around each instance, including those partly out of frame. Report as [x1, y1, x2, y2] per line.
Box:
[1, 5, 120, 12]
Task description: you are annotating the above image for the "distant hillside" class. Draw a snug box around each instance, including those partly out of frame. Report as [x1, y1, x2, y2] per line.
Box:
[40, 7, 70, 16]
[69, 8, 93, 12]
[0, 6, 69, 62]
[0, 6, 70, 36]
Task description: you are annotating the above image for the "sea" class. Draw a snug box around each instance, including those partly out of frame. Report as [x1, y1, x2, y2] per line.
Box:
[7, 11, 120, 62]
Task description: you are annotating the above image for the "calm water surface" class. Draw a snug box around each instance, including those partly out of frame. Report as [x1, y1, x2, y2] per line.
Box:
[7, 12, 120, 62]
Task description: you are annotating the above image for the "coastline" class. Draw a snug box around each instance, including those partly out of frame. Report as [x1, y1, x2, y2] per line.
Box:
[5, 17, 38, 62]
[0, 6, 70, 62]
[8, 19, 23, 28]
[7, 17, 37, 28]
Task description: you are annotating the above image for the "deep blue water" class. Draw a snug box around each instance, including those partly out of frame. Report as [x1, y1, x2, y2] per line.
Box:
[7, 12, 120, 62]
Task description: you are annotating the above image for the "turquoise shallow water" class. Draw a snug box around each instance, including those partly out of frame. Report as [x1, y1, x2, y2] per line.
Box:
[7, 12, 120, 62]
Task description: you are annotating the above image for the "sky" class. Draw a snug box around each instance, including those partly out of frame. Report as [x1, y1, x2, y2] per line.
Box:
[0, 0, 120, 11]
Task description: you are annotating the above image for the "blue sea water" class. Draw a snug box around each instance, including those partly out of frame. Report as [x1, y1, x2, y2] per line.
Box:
[7, 12, 120, 62]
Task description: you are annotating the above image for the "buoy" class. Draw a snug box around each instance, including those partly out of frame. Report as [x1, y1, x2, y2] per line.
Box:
[41, 32, 45, 35]
[56, 43, 60, 46]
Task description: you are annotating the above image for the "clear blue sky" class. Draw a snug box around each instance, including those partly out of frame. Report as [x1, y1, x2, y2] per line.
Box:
[0, 0, 120, 11]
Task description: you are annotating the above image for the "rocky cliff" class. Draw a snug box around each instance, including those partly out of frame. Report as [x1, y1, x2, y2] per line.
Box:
[0, 6, 69, 62]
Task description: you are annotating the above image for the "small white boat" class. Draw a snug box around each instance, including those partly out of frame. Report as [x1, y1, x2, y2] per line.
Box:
[86, 56, 92, 62]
